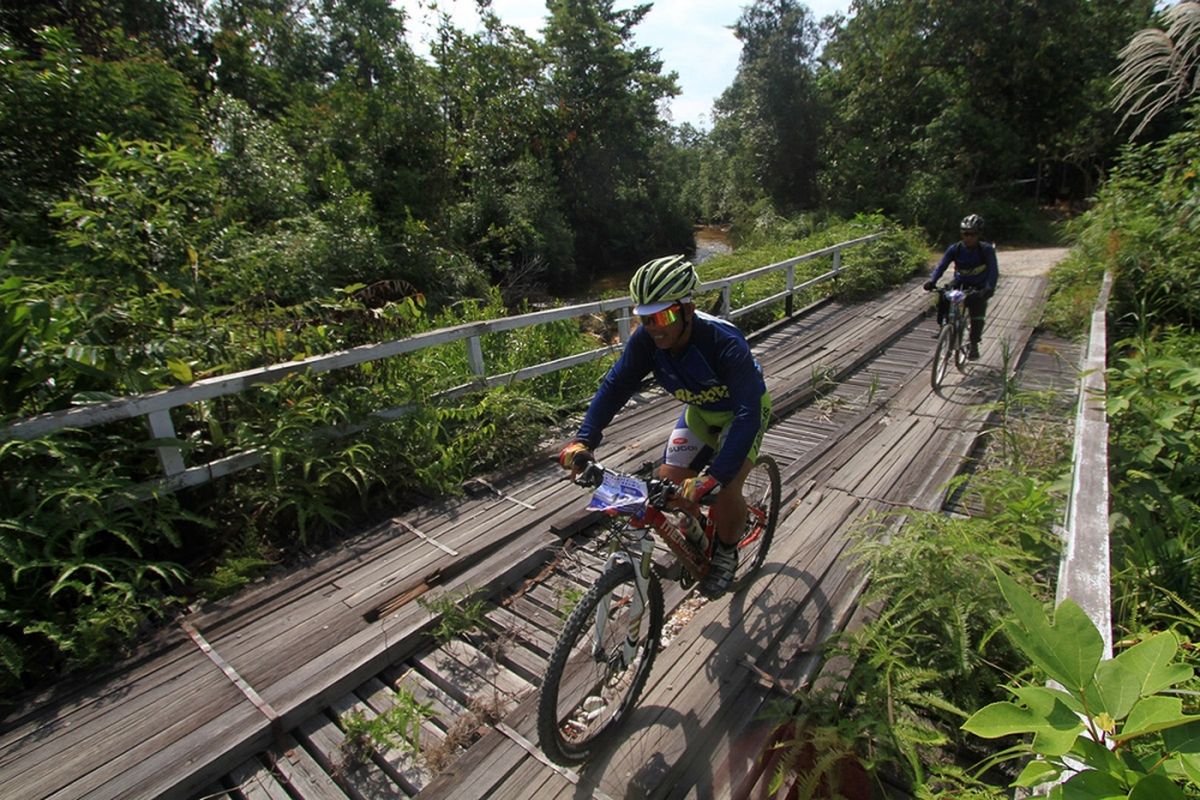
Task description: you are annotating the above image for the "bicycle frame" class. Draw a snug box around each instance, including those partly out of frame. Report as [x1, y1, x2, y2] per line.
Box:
[945, 287, 968, 343]
[591, 534, 655, 665]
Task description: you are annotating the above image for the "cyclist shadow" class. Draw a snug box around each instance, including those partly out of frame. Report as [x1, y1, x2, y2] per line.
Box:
[574, 561, 832, 799]
[933, 360, 1004, 403]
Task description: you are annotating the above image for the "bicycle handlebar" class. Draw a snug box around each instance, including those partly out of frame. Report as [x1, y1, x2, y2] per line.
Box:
[573, 461, 715, 508]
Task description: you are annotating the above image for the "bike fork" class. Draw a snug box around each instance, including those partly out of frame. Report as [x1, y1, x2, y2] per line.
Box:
[592, 533, 654, 665]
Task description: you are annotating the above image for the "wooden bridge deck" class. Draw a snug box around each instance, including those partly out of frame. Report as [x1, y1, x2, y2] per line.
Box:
[0, 251, 1074, 800]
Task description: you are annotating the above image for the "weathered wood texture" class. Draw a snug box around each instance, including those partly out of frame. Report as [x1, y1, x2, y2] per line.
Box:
[0, 262, 1067, 800]
[414, 271, 1057, 799]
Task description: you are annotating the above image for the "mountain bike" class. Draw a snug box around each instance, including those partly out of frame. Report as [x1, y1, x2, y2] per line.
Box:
[930, 285, 980, 391]
[536, 455, 781, 767]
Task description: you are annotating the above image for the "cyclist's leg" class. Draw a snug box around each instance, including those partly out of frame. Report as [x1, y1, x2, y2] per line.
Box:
[658, 407, 714, 485]
[708, 393, 771, 546]
[966, 293, 988, 344]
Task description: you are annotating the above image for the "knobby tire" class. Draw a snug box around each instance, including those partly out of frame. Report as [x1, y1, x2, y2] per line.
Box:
[732, 453, 781, 592]
[953, 317, 969, 371]
[931, 322, 954, 390]
[537, 559, 664, 766]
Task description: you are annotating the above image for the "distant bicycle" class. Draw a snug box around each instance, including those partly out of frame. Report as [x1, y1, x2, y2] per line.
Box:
[930, 285, 981, 390]
[536, 455, 781, 766]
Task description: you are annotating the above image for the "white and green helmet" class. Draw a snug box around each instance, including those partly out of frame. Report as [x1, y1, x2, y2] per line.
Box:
[629, 254, 698, 314]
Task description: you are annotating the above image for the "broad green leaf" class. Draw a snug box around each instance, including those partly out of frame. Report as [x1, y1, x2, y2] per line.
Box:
[1162, 753, 1200, 787]
[996, 571, 1103, 691]
[1014, 759, 1060, 788]
[1072, 734, 1128, 776]
[962, 687, 1083, 756]
[1089, 657, 1144, 721]
[1163, 720, 1200, 755]
[1127, 772, 1186, 800]
[1116, 632, 1192, 696]
[1060, 769, 1125, 799]
[1117, 696, 1200, 742]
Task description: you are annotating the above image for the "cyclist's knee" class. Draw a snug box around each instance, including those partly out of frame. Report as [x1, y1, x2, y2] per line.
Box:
[658, 463, 695, 484]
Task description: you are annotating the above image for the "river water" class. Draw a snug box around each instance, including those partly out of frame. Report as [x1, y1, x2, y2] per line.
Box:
[582, 224, 733, 298]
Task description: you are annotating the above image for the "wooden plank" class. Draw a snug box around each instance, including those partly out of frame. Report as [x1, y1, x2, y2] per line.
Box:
[415, 727, 526, 800]
[264, 734, 351, 800]
[15, 667, 244, 800]
[74, 698, 267, 800]
[294, 709, 407, 800]
[379, 665, 468, 726]
[227, 758, 293, 800]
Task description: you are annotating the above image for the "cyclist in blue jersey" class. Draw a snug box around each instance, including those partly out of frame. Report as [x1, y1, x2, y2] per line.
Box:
[558, 255, 771, 599]
[923, 214, 999, 360]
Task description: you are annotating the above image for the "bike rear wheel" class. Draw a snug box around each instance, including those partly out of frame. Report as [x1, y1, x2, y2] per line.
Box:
[931, 323, 954, 390]
[537, 558, 664, 766]
[732, 454, 781, 592]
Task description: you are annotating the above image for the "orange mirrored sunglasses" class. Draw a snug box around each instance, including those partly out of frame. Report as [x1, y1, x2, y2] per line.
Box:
[637, 304, 682, 327]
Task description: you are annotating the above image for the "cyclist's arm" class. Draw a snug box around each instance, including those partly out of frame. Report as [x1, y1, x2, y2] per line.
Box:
[574, 330, 654, 449]
[707, 341, 768, 486]
[983, 245, 999, 292]
[929, 243, 958, 285]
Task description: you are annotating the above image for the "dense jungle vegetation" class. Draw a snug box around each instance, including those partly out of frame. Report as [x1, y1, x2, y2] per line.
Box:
[2, 4, 1198, 786]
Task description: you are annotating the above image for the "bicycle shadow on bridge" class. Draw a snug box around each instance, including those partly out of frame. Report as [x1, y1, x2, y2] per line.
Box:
[570, 557, 840, 799]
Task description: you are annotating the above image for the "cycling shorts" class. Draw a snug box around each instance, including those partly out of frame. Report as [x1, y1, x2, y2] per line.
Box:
[663, 393, 771, 475]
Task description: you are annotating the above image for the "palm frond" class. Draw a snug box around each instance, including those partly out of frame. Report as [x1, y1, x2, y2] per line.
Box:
[1114, 1, 1200, 138]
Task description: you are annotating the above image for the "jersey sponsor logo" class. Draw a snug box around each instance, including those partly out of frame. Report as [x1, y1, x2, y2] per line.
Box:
[672, 437, 688, 445]
[671, 385, 730, 404]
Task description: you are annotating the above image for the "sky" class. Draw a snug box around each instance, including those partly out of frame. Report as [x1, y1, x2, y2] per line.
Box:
[398, 0, 851, 130]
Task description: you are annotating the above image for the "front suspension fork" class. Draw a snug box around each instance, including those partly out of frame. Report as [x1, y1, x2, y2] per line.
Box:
[592, 532, 654, 665]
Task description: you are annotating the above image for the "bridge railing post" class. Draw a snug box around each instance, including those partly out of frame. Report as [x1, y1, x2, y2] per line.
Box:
[146, 409, 185, 478]
[466, 335, 485, 378]
[618, 309, 632, 342]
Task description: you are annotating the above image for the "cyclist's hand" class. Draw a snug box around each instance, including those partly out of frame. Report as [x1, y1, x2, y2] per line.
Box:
[923, 280, 936, 292]
[557, 441, 593, 476]
[681, 473, 721, 504]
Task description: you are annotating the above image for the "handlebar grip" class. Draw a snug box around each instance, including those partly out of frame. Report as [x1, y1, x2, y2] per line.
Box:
[571, 449, 595, 470]
[577, 461, 605, 487]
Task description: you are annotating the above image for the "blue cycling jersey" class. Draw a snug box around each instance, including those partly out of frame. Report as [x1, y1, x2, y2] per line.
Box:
[930, 241, 999, 291]
[575, 311, 767, 486]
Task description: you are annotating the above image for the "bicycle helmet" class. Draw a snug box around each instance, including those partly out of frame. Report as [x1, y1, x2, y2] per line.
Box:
[960, 214, 984, 233]
[629, 254, 699, 314]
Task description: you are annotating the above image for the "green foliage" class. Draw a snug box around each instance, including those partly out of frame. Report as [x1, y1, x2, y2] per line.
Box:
[1043, 248, 1107, 338]
[0, 26, 201, 245]
[816, 0, 1153, 234]
[1056, 101, 1200, 334]
[0, 434, 206, 693]
[699, 214, 928, 328]
[765, 388, 1066, 794]
[339, 686, 433, 767]
[418, 588, 488, 644]
[963, 571, 1200, 799]
[1106, 329, 1200, 635]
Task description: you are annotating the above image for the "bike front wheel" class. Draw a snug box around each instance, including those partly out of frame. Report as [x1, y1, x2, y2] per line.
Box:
[732, 453, 781, 592]
[537, 558, 664, 766]
[953, 319, 969, 371]
[931, 323, 954, 390]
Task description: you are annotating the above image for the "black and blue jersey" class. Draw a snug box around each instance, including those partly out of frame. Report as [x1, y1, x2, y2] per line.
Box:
[575, 311, 767, 486]
[931, 241, 999, 291]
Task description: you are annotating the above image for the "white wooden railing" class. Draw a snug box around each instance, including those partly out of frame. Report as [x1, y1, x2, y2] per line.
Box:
[1056, 271, 1114, 655]
[0, 233, 885, 491]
